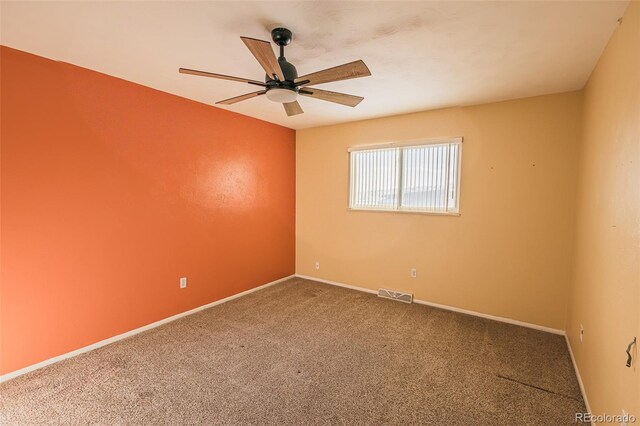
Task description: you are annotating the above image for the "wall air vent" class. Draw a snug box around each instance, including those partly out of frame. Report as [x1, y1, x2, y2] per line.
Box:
[378, 288, 413, 304]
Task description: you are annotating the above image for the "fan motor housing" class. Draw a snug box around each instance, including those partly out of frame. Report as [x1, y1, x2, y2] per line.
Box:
[265, 78, 297, 91]
[275, 59, 298, 82]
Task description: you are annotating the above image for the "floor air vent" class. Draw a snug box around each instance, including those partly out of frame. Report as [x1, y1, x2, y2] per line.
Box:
[378, 288, 413, 303]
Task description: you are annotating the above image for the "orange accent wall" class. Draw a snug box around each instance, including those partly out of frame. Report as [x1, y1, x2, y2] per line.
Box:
[0, 46, 295, 375]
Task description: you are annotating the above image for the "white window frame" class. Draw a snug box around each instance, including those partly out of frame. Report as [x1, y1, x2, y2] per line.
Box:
[347, 137, 463, 216]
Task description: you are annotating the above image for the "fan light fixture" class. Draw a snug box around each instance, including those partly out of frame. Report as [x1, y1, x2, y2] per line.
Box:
[266, 88, 298, 103]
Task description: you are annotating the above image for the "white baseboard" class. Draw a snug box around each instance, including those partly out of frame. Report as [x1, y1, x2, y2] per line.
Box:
[0, 274, 295, 383]
[412, 298, 565, 335]
[565, 334, 593, 424]
[295, 274, 564, 335]
[295, 274, 379, 295]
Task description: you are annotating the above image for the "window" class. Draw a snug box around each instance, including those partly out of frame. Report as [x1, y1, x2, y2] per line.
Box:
[349, 138, 462, 214]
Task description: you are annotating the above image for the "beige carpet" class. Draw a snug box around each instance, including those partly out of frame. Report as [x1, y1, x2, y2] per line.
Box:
[0, 278, 586, 425]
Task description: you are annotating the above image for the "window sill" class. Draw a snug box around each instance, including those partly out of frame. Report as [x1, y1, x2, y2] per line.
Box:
[347, 208, 461, 217]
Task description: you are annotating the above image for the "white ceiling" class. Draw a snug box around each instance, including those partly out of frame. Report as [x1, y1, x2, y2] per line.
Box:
[0, 1, 629, 129]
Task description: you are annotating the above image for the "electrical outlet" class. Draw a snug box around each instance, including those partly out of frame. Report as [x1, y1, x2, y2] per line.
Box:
[180, 277, 187, 289]
[315, 261, 320, 270]
[580, 324, 584, 342]
[410, 268, 417, 278]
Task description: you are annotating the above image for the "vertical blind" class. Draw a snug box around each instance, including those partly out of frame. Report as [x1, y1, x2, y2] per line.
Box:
[349, 140, 461, 213]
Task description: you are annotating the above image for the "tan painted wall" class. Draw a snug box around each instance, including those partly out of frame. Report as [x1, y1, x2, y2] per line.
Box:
[297, 92, 582, 330]
[566, 1, 639, 419]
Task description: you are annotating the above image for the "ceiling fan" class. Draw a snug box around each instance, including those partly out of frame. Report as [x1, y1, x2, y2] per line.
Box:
[179, 27, 371, 116]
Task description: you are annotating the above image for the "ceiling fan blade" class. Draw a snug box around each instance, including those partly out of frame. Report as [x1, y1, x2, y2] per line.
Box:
[299, 87, 364, 107]
[283, 101, 304, 116]
[295, 60, 371, 86]
[216, 90, 267, 105]
[179, 68, 265, 86]
[240, 37, 285, 82]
